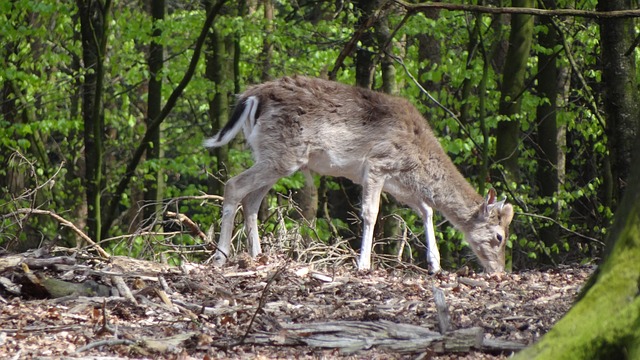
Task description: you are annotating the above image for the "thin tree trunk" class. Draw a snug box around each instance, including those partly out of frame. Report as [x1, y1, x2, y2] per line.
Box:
[495, 0, 534, 183]
[144, 0, 165, 225]
[204, 1, 234, 197]
[260, 0, 273, 82]
[535, 0, 560, 260]
[77, 0, 112, 242]
[376, 15, 401, 250]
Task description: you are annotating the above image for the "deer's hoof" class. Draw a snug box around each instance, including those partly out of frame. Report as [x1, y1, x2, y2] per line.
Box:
[210, 251, 227, 267]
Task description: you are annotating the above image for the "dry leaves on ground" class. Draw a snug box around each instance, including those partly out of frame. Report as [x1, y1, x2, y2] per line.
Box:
[0, 251, 594, 359]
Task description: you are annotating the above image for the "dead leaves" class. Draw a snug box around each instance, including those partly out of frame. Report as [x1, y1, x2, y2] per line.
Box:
[0, 251, 594, 359]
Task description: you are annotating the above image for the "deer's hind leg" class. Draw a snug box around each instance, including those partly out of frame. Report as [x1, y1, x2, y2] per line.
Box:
[241, 185, 273, 257]
[211, 162, 287, 267]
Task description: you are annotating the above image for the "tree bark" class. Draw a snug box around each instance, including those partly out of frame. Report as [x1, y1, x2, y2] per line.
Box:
[495, 0, 535, 183]
[204, 1, 235, 197]
[597, 0, 640, 206]
[515, 2, 640, 356]
[144, 0, 165, 226]
[77, 0, 112, 242]
[535, 0, 560, 259]
[515, 118, 640, 360]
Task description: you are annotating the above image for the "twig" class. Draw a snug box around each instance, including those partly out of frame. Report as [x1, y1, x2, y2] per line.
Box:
[111, 275, 137, 305]
[4, 151, 64, 207]
[75, 339, 135, 353]
[95, 298, 117, 336]
[2, 208, 110, 259]
[519, 212, 606, 246]
[237, 261, 290, 346]
[166, 211, 207, 240]
[328, 1, 392, 80]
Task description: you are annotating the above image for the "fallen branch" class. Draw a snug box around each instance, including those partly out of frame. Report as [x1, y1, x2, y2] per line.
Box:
[238, 262, 290, 346]
[2, 208, 110, 259]
[75, 339, 136, 353]
[433, 286, 451, 334]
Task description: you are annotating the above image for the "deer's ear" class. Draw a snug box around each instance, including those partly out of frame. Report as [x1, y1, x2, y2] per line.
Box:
[486, 188, 497, 205]
[479, 188, 497, 217]
[501, 203, 515, 225]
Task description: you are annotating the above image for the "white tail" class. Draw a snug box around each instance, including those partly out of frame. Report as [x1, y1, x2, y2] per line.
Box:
[204, 76, 514, 273]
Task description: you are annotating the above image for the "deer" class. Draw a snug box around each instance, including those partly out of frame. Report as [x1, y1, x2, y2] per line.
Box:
[203, 75, 514, 273]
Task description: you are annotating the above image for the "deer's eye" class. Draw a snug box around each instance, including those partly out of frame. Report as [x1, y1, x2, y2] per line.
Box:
[496, 233, 503, 243]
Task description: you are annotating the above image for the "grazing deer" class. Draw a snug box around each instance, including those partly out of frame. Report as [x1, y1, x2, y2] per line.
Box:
[204, 75, 514, 273]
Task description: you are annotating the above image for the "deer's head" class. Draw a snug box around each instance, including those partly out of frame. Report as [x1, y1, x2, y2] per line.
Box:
[466, 189, 515, 273]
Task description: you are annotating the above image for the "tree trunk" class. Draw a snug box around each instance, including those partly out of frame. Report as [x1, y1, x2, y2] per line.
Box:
[204, 1, 234, 197]
[514, 120, 640, 360]
[260, 0, 273, 82]
[77, 0, 112, 242]
[144, 0, 165, 226]
[515, 3, 640, 356]
[597, 0, 640, 206]
[535, 0, 560, 260]
[334, 0, 383, 250]
[376, 15, 401, 250]
[495, 0, 534, 183]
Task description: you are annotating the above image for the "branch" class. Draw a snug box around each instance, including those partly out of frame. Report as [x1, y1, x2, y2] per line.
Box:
[328, 1, 390, 80]
[237, 261, 289, 346]
[393, 0, 640, 19]
[3, 208, 110, 259]
[551, 18, 606, 130]
[103, 0, 228, 236]
[166, 211, 207, 241]
[519, 212, 606, 246]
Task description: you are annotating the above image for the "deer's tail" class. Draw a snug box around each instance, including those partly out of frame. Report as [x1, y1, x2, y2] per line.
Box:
[203, 96, 259, 148]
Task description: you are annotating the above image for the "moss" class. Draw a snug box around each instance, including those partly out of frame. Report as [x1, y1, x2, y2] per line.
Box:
[514, 206, 640, 359]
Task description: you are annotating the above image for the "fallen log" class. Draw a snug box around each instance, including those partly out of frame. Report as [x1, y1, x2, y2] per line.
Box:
[237, 319, 524, 354]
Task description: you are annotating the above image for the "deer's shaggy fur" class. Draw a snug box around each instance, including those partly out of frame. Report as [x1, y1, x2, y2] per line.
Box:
[204, 75, 514, 273]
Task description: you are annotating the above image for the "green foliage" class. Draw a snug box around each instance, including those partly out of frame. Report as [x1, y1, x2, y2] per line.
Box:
[0, 0, 618, 271]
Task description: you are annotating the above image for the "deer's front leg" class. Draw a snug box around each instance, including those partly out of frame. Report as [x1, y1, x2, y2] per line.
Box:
[421, 204, 441, 273]
[358, 172, 385, 270]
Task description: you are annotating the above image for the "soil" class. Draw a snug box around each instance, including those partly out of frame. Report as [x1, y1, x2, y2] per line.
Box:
[0, 251, 594, 359]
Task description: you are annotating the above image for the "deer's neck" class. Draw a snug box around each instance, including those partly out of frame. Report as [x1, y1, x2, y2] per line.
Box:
[418, 163, 484, 233]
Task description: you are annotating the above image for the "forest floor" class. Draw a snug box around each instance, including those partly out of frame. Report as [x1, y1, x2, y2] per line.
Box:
[0, 250, 594, 359]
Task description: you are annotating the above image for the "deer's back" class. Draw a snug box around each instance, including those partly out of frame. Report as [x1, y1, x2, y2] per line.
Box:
[242, 76, 450, 182]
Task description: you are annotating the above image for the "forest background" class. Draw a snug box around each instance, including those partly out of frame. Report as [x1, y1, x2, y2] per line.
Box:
[2, 0, 638, 273]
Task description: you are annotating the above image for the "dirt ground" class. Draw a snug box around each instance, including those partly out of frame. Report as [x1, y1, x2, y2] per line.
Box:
[0, 251, 594, 359]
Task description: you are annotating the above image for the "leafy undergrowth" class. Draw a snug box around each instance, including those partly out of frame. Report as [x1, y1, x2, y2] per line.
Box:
[0, 250, 594, 359]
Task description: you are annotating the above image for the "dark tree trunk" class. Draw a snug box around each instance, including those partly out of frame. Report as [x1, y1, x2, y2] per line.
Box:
[597, 0, 640, 206]
[77, 0, 112, 242]
[204, 1, 235, 197]
[495, 0, 534, 183]
[535, 0, 560, 260]
[144, 0, 165, 226]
